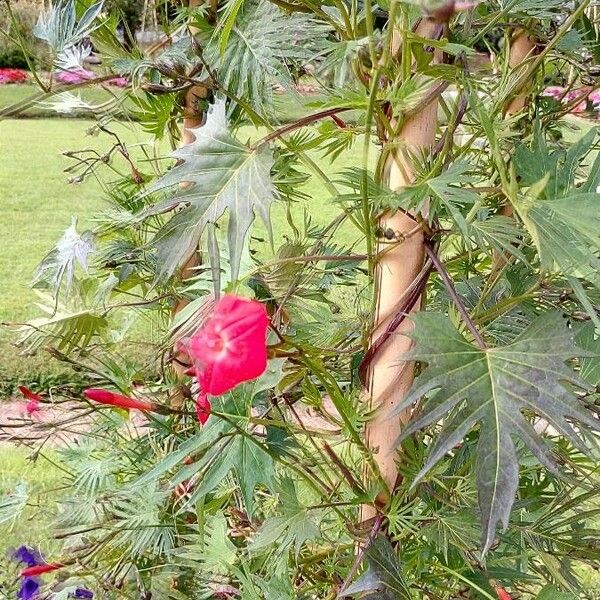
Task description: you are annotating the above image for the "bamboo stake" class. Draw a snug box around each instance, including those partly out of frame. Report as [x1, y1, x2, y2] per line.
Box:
[169, 0, 209, 407]
[492, 28, 537, 270]
[504, 29, 537, 118]
[362, 16, 442, 520]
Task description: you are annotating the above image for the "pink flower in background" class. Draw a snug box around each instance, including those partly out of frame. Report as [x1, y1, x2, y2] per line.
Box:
[564, 89, 589, 113]
[589, 90, 600, 109]
[108, 76, 129, 87]
[541, 86, 565, 100]
[56, 68, 95, 85]
[18, 386, 42, 414]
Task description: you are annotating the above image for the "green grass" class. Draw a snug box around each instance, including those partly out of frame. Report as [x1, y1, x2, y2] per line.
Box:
[0, 115, 368, 390]
[0, 112, 595, 388]
[0, 118, 153, 385]
[0, 447, 64, 556]
[0, 82, 130, 118]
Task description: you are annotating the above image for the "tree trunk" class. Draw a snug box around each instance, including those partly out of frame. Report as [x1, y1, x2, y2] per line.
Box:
[362, 16, 442, 520]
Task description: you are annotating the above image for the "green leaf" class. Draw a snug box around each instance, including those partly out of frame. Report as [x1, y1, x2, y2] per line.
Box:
[389, 160, 478, 237]
[537, 585, 577, 600]
[469, 214, 527, 263]
[186, 438, 240, 506]
[237, 437, 273, 516]
[218, 0, 245, 55]
[145, 100, 276, 281]
[507, 0, 565, 17]
[250, 478, 320, 557]
[396, 312, 598, 554]
[18, 291, 110, 354]
[577, 323, 600, 387]
[513, 127, 598, 199]
[174, 512, 238, 574]
[206, 1, 321, 110]
[516, 192, 600, 287]
[131, 418, 228, 488]
[0, 482, 28, 526]
[343, 536, 412, 600]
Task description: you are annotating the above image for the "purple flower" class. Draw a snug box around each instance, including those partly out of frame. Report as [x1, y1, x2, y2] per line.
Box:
[17, 577, 40, 600]
[13, 546, 43, 567]
[74, 589, 94, 599]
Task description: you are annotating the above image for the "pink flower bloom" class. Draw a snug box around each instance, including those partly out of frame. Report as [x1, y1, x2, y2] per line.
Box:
[454, 1, 479, 9]
[84, 388, 155, 412]
[21, 563, 63, 577]
[564, 88, 590, 113]
[55, 68, 95, 85]
[589, 90, 600, 108]
[541, 86, 564, 99]
[185, 295, 270, 399]
[108, 76, 129, 87]
[18, 386, 42, 414]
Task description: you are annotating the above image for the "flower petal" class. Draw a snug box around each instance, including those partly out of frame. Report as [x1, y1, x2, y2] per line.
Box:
[187, 295, 269, 396]
[195, 393, 212, 425]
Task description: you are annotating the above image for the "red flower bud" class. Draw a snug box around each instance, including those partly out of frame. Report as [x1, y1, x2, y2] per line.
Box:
[84, 389, 155, 412]
[495, 587, 512, 600]
[21, 563, 64, 577]
[195, 393, 211, 426]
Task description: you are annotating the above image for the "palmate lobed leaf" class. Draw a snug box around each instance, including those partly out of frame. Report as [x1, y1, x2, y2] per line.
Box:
[396, 311, 599, 554]
[343, 537, 411, 600]
[144, 99, 276, 281]
[206, 0, 324, 111]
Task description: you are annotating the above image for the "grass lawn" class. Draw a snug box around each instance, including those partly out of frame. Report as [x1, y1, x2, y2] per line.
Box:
[0, 108, 595, 389]
[0, 115, 368, 391]
[0, 106, 599, 596]
[0, 118, 150, 385]
[0, 447, 64, 557]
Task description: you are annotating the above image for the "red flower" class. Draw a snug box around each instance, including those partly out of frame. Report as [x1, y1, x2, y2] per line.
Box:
[18, 386, 42, 414]
[21, 563, 63, 577]
[84, 388, 155, 412]
[195, 393, 211, 425]
[0, 68, 28, 84]
[495, 586, 512, 600]
[184, 295, 269, 399]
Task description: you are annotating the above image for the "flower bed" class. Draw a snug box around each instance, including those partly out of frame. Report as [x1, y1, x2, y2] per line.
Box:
[0, 68, 28, 84]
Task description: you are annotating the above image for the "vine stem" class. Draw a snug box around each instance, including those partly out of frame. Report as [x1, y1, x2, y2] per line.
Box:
[337, 513, 384, 598]
[424, 242, 487, 350]
[252, 107, 353, 149]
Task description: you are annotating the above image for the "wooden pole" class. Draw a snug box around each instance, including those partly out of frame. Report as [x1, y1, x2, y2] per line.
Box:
[170, 0, 209, 406]
[505, 29, 537, 117]
[491, 28, 537, 273]
[362, 16, 442, 520]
